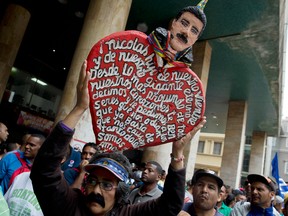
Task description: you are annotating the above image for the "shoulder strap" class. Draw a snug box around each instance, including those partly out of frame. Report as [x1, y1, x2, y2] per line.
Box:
[14, 151, 30, 168]
[8, 152, 32, 187]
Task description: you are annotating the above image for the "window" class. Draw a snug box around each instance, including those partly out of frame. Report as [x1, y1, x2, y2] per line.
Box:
[284, 161, 288, 174]
[242, 144, 251, 172]
[286, 138, 288, 148]
[245, 136, 252, 145]
[213, 142, 222, 155]
[197, 141, 205, 153]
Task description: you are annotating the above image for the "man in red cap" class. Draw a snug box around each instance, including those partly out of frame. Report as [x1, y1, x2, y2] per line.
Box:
[231, 174, 279, 216]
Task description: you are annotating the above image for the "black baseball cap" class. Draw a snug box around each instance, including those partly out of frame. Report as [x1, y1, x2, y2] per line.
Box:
[194, 169, 223, 188]
[247, 174, 277, 192]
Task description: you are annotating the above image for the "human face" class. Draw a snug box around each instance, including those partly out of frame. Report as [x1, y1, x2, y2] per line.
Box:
[82, 146, 97, 161]
[250, 182, 274, 208]
[169, 12, 203, 53]
[219, 186, 227, 202]
[24, 136, 43, 161]
[192, 176, 220, 212]
[141, 163, 161, 184]
[235, 194, 246, 202]
[0, 123, 9, 143]
[85, 167, 118, 215]
[244, 181, 251, 199]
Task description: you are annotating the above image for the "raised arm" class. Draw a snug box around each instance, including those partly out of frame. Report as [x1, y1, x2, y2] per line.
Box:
[31, 61, 91, 215]
[62, 60, 90, 129]
[170, 117, 206, 170]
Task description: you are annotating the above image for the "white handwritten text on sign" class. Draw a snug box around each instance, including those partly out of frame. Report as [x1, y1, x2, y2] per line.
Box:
[87, 31, 205, 152]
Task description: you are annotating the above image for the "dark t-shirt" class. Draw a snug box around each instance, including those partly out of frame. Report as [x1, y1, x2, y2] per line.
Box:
[61, 146, 81, 171]
[182, 203, 224, 216]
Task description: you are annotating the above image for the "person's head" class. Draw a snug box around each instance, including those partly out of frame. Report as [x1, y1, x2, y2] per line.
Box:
[0, 143, 7, 156]
[160, 169, 166, 181]
[141, 161, 163, 184]
[232, 189, 247, 202]
[244, 179, 251, 199]
[24, 134, 45, 162]
[186, 179, 193, 194]
[21, 133, 31, 152]
[247, 174, 276, 208]
[225, 193, 236, 208]
[284, 193, 288, 215]
[274, 195, 284, 213]
[81, 142, 97, 161]
[6, 142, 20, 152]
[0, 122, 9, 143]
[218, 185, 228, 203]
[225, 184, 232, 196]
[192, 169, 223, 213]
[169, 0, 207, 53]
[83, 152, 132, 215]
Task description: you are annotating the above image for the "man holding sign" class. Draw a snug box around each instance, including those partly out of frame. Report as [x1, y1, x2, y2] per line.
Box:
[31, 1, 208, 215]
[31, 60, 205, 216]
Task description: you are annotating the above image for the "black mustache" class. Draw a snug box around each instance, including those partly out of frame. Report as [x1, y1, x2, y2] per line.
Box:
[176, 33, 188, 44]
[86, 193, 105, 208]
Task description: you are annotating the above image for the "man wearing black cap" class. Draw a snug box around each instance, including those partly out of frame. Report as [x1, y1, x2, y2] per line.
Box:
[31, 60, 207, 216]
[179, 169, 224, 216]
[231, 174, 280, 216]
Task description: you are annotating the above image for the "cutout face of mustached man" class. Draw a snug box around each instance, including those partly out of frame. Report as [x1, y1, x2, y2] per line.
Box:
[85, 167, 118, 215]
[169, 12, 204, 55]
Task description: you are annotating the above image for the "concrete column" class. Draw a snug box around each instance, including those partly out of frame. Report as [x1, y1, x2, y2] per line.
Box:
[185, 41, 211, 179]
[55, 0, 132, 143]
[141, 41, 212, 178]
[141, 143, 172, 172]
[249, 131, 267, 174]
[220, 101, 247, 188]
[192, 41, 212, 93]
[0, 4, 30, 101]
[264, 136, 275, 176]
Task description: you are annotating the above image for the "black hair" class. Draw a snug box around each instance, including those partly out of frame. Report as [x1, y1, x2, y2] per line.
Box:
[187, 179, 193, 188]
[232, 189, 245, 196]
[146, 161, 163, 174]
[83, 142, 97, 152]
[225, 193, 235, 206]
[29, 134, 46, 144]
[161, 169, 166, 176]
[175, 6, 207, 38]
[83, 142, 97, 151]
[0, 143, 7, 154]
[6, 143, 18, 152]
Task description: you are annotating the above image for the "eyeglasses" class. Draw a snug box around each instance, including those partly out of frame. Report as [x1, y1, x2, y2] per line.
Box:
[86, 177, 118, 191]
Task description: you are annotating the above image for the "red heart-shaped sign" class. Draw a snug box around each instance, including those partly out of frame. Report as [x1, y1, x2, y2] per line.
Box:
[87, 30, 205, 152]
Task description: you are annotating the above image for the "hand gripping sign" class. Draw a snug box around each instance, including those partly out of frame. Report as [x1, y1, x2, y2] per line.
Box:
[87, 30, 205, 152]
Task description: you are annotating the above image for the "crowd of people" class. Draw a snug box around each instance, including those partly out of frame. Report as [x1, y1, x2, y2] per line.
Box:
[1, 116, 288, 216]
[0, 0, 287, 215]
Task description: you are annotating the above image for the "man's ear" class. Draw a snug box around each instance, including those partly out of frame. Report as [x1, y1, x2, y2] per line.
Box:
[217, 190, 222, 202]
[270, 192, 275, 200]
[156, 173, 161, 181]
